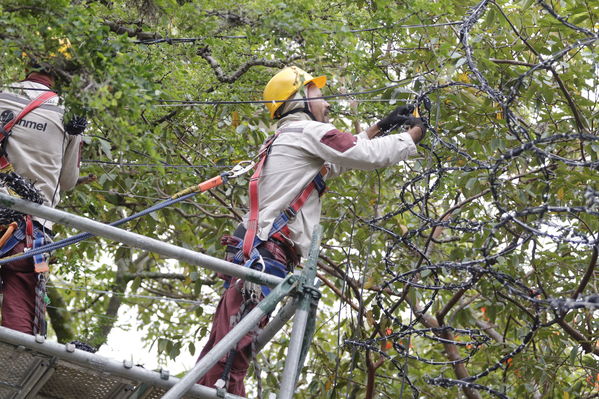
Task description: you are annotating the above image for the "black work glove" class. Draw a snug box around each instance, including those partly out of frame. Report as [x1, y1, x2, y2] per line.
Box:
[377, 104, 415, 133]
[404, 116, 427, 142]
[64, 116, 88, 135]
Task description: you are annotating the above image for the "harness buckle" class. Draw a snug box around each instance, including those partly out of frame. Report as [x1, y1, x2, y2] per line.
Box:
[242, 255, 265, 303]
[253, 255, 266, 272]
[284, 207, 297, 221]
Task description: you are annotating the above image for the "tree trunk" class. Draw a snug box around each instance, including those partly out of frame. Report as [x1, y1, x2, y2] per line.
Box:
[46, 281, 76, 343]
[88, 248, 132, 348]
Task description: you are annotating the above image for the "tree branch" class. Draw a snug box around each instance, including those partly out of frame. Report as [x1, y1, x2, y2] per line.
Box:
[197, 46, 302, 83]
[318, 255, 362, 300]
[473, 319, 504, 343]
[490, 58, 537, 67]
[316, 272, 360, 312]
[436, 287, 470, 327]
[76, 174, 97, 186]
[556, 318, 599, 356]
[152, 110, 179, 126]
[571, 246, 597, 300]
[207, 189, 244, 221]
[90, 255, 128, 348]
[365, 352, 376, 399]
[409, 299, 483, 399]
[105, 20, 161, 40]
[46, 281, 76, 343]
[493, 3, 589, 133]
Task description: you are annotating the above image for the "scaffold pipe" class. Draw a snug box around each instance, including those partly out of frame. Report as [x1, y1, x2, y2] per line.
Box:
[279, 225, 322, 399]
[162, 274, 299, 399]
[0, 193, 282, 288]
[254, 298, 299, 352]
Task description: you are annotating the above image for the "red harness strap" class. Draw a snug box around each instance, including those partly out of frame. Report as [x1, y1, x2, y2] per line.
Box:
[25, 215, 34, 248]
[242, 133, 280, 258]
[286, 165, 328, 216]
[0, 91, 58, 169]
[267, 164, 328, 254]
[242, 131, 329, 259]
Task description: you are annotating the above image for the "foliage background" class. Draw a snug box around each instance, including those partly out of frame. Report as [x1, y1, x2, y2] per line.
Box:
[0, 0, 597, 397]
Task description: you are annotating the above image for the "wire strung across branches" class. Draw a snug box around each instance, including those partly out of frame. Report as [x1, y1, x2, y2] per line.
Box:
[132, 22, 464, 45]
[340, 1, 598, 397]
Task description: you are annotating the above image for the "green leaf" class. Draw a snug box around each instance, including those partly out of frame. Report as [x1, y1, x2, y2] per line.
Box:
[569, 345, 578, 364]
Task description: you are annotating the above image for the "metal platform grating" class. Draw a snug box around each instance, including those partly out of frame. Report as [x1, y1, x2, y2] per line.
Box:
[0, 327, 244, 399]
[139, 386, 175, 399]
[0, 341, 42, 387]
[0, 387, 15, 399]
[37, 361, 135, 399]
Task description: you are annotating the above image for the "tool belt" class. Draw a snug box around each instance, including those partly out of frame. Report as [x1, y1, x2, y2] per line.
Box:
[221, 227, 299, 272]
[0, 216, 52, 336]
[0, 216, 52, 272]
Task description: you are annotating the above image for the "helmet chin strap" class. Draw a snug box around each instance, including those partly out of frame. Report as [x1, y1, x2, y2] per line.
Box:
[278, 90, 318, 121]
[278, 107, 316, 121]
[303, 97, 318, 121]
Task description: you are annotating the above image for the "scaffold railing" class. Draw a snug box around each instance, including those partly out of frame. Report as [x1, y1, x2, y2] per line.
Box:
[0, 326, 245, 399]
[0, 193, 323, 399]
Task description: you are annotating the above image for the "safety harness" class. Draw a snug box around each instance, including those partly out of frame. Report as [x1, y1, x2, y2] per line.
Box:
[237, 128, 328, 271]
[220, 128, 328, 293]
[245, 129, 327, 252]
[0, 90, 57, 336]
[0, 91, 57, 172]
[215, 127, 328, 393]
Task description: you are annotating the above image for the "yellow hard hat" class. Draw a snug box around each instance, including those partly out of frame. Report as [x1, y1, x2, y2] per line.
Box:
[263, 66, 326, 119]
[55, 38, 73, 60]
[22, 37, 73, 71]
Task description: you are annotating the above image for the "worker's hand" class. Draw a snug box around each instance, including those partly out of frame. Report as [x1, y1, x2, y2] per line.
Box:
[377, 104, 415, 133]
[405, 117, 427, 143]
[64, 116, 88, 136]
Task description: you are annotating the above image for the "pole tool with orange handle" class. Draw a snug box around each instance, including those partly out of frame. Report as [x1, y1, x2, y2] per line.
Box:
[0, 160, 258, 266]
[171, 160, 256, 199]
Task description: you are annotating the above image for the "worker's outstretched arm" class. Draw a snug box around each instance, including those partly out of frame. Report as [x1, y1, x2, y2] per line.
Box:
[298, 121, 419, 174]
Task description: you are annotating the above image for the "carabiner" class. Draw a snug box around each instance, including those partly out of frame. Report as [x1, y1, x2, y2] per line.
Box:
[248, 254, 266, 273]
[227, 160, 255, 178]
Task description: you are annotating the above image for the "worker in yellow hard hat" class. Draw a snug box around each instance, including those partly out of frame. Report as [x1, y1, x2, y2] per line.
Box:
[22, 37, 79, 79]
[196, 65, 426, 396]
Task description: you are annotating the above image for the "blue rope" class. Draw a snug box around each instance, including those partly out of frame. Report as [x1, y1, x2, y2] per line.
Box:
[0, 191, 197, 265]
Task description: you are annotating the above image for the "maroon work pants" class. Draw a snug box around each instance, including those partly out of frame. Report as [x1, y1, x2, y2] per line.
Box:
[0, 242, 36, 334]
[197, 277, 267, 397]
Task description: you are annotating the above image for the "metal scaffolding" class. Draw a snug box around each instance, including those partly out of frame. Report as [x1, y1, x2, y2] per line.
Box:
[0, 326, 244, 399]
[0, 193, 323, 399]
